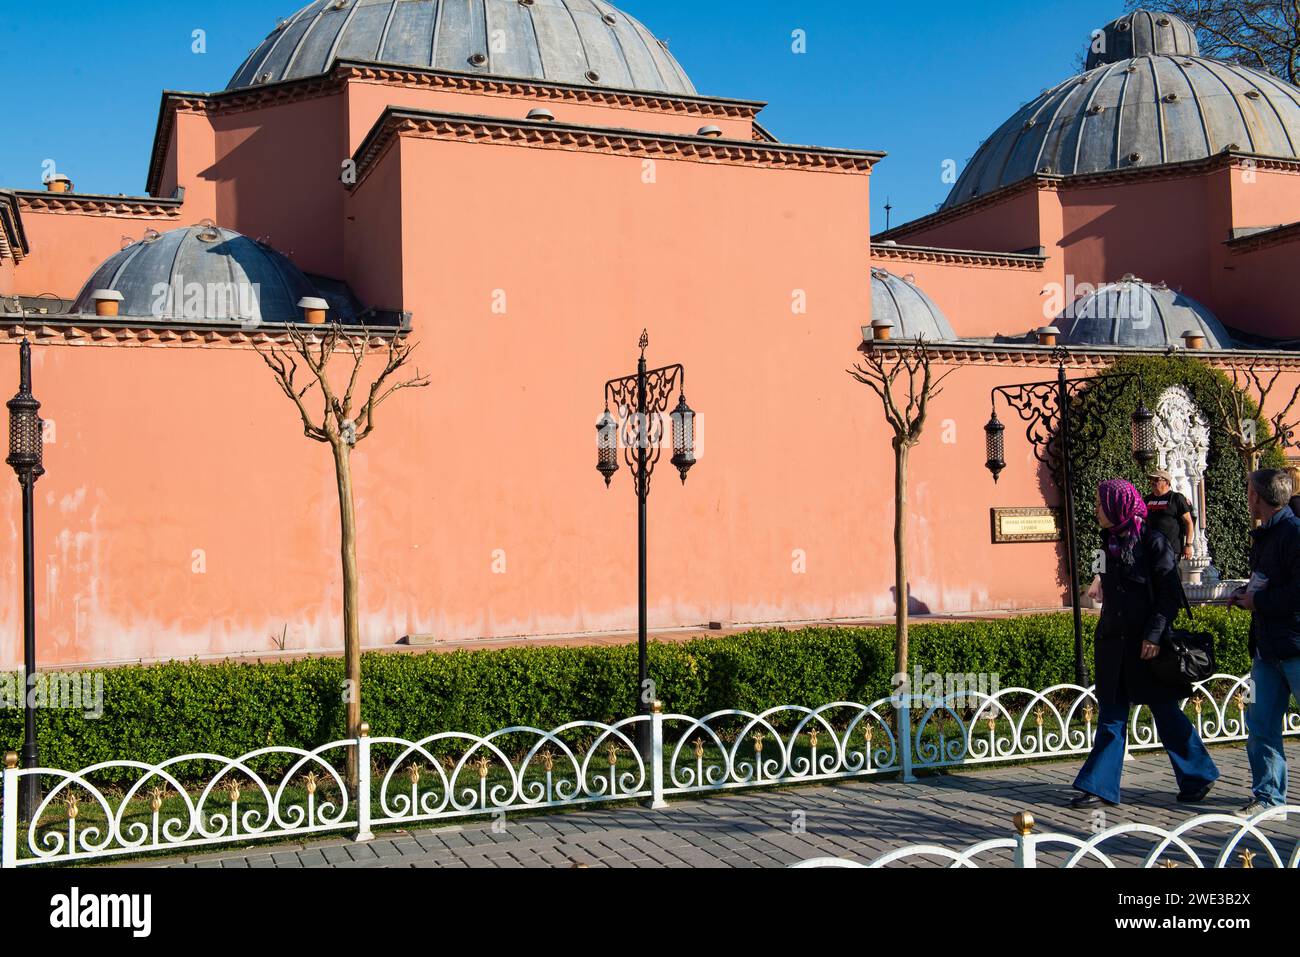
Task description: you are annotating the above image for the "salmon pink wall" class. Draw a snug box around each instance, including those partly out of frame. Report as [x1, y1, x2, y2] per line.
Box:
[12, 209, 184, 300]
[889, 188, 1045, 255]
[1216, 234, 1300, 338]
[1229, 167, 1300, 230]
[872, 255, 1050, 339]
[207, 96, 348, 278]
[344, 147, 404, 311]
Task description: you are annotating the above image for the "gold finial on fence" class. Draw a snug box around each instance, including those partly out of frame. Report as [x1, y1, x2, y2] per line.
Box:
[753, 731, 764, 754]
[474, 755, 491, 779]
[304, 771, 318, 796]
[985, 715, 996, 733]
[1034, 706, 1044, 728]
[223, 780, 241, 803]
[692, 737, 705, 760]
[3, 752, 16, 770]
[150, 786, 166, 813]
[540, 749, 554, 772]
[606, 744, 619, 767]
[808, 728, 819, 749]
[1159, 860, 1179, 869]
[1083, 703, 1095, 724]
[1239, 849, 1256, 869]
[652, 700, 664, 714]
[407, 763, 421, 786]
[1233, 692, 1245, 711]
[63, 792, 80, 821]
[1012, 812, 1035, 836]
[358, 722, 371, 738]
[863, 725, 874, 744]
[1193, 696, 1204, 716]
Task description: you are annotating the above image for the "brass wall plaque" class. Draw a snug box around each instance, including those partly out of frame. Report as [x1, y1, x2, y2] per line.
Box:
[992, 507, 1063, 544]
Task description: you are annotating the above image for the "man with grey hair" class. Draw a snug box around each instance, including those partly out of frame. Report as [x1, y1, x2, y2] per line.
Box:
[1227, 468, 1300, 817]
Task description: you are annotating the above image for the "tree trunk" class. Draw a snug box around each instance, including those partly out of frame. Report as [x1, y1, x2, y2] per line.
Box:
[332, 438, 362, 796]
[894, 441, 909, 681]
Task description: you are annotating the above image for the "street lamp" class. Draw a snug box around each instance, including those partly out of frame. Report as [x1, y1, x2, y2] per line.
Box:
[6, 340, 44, 822]
[982, 348, 1149, 687]
[596, 331, 696, 754]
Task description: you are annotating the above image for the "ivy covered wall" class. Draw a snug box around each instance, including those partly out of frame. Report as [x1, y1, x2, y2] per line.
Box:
[1068, 355, 1285, 588]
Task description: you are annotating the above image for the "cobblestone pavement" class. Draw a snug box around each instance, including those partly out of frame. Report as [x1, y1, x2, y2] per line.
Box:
[134, 740, 1300, 869]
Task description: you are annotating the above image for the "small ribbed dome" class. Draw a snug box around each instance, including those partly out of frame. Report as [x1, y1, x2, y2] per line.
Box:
[1057, 278, 1234, 348]
[227, 0, 695, 96]
[944, 55, 1300, 209]
[74, 226, 329, 325]
[871, 268, 958, 341]
[1086, 9, 1198, 69]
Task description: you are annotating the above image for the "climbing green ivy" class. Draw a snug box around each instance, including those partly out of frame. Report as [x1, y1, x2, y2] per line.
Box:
[1069, 354, 1285, 589]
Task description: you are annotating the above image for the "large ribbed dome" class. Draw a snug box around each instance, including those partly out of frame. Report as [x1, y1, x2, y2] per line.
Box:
[227, 0, 695, 96]
[73, 226, 333, 325]
[944, 54, 1300, 209]
[870, 268, 958, 341]
[1057, 278, 1234, 349]
[1086, 9, 1198, 69]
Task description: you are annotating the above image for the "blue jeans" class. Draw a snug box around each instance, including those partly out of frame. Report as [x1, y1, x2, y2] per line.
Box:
[1074, 698, 1219, 804]
[1246, 654, 1300, 806]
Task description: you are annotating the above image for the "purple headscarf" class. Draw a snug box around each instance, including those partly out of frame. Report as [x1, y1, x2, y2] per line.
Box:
[1098, 478, 1148, 565]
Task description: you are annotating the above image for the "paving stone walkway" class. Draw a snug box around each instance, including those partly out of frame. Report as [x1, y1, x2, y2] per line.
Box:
[132, 740, 1300, 869]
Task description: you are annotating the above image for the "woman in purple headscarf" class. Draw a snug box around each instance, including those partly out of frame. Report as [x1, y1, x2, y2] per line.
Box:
[1070, 478, 1219, 808]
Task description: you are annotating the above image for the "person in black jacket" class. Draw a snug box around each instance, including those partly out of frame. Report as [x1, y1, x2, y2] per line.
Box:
[1070, 478, 1219, 808]
[1227, 469, 1300, 817]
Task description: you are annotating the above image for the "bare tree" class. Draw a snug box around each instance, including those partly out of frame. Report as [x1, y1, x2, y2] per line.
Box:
[1127, 0, 1300, 82]
[1208, 358, 1300, 471]
[848, 340, 952, 681]
[256, 324, 429, 792]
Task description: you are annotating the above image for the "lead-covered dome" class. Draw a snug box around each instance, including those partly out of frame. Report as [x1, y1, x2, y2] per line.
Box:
[73, 225, 335, 325]
[944, 17, 1300, 210]
[227, 0, 695, 96]
[1057, 278, 1234, 348]
[871, 268, 958, 341]
[1086, 9, 1198, 69]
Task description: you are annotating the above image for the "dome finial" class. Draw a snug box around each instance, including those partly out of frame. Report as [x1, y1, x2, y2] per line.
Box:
[1086, 9, 1199, 69]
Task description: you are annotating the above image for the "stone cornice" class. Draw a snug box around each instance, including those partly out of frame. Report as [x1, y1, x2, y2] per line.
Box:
[352, 108, 883, 188]
[14, 190, 184, 219]
[145, 62, 767, 195]
[864, 340, 1300, 370]
[871, 243, 1046, 270]
[1225, 220, 1300, 254]
[0, 318, 403, 349]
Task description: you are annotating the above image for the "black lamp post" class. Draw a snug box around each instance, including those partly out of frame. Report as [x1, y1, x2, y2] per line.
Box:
[597, 331, 696, 754]
[983, 349, 1154, 687]
[6, 340, 44, 822]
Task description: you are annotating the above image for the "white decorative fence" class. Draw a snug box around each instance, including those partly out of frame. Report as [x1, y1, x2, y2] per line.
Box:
[793, 807, 1300, 868]
[2, 672, 1296, 867]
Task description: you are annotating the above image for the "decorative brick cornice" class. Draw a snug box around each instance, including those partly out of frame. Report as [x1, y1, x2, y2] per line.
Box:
[0, 318, 402, 350]
[352, 108, 883, 188]
[867, 340, 1300, 370]
[146, 61, 767, 195]
[871, 243, 1046, 270]
[14, 191, 183, 220]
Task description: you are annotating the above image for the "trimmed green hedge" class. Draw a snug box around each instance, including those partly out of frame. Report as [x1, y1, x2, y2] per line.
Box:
[0, 609, 1253, 780]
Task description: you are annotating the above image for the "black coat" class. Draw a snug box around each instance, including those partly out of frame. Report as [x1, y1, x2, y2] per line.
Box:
[1248, 508, 1300, 662]
[1095, 525, 1189, 705]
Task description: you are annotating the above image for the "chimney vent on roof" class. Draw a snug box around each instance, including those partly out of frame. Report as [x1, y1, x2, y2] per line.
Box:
[698, 125, 724, 138]
[90, 289, 124, 318]
[298, 297, 329, 325]
[45, 173, 73, 194]
[1182, 330, 1207, 350]
[527, 108, 556, 122]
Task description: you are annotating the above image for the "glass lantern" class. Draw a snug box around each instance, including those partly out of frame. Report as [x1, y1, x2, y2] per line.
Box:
[984, 410, 1006, 483]
[670, 394, 696, 484]
[596, 410, 619, 487]
[6, 342, 43, 480]
[1131, 399, 1157, 468]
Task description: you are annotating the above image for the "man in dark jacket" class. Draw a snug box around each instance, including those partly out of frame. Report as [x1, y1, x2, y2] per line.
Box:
[1227, 469, 1300, 817]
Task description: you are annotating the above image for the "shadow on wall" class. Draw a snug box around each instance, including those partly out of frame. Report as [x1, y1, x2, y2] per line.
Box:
[890, 584, 931, 616]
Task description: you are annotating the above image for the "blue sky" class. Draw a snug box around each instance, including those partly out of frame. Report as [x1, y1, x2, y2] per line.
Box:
[1, 0, 1121, 225]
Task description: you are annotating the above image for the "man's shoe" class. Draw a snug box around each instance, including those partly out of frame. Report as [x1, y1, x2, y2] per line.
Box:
[1176, 782, 1214, 804]
[1233, 800, 1287, 820]
[1069, 792, 1115, 809]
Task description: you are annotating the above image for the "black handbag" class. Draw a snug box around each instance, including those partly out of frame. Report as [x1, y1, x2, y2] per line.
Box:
[1143, 549, 1217, 687]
